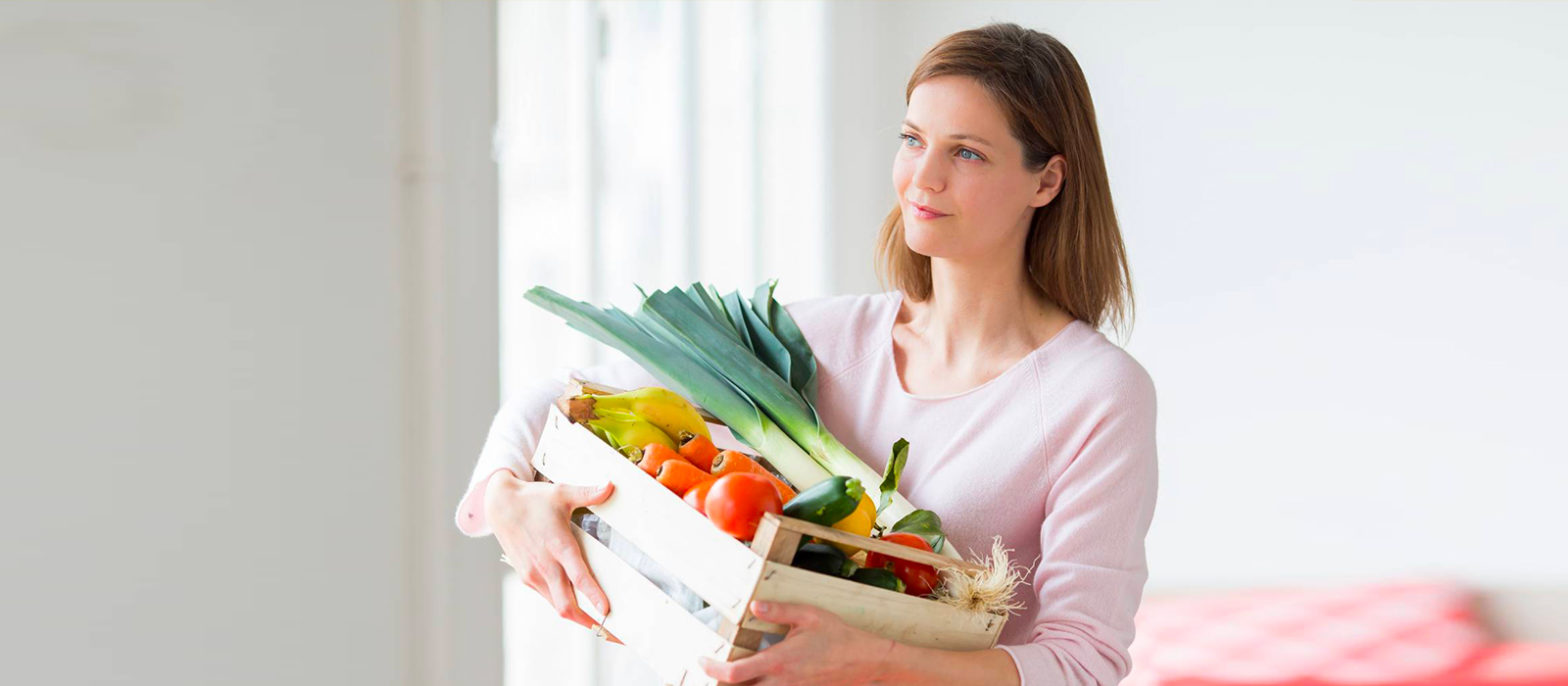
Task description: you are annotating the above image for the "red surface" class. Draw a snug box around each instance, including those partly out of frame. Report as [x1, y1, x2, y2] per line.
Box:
[1165, 643, 1568, 684]
[1123, 580, 1516, 686]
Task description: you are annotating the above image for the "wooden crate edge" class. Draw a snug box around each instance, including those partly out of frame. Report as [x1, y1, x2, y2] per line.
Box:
[532, 404, 763, 625]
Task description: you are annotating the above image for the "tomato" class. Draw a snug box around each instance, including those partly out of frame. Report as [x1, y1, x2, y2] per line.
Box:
[864, 532, 941, 597]
[703, 473, 782, 541]
[684, 478, 716, 514]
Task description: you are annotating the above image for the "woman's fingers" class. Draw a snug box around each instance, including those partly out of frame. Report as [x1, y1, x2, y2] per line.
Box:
[521, 568, 548, 599]
[539, 560, 598, 629]
[554, 541, 610, 617]
[698, 650, 781, 684]
[555, 482, 614, 508]
[491, 481, 618, 632]
[748, 600, 821, 630]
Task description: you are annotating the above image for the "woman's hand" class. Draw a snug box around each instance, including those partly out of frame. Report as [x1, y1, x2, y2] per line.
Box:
[698, 601, 896, 685]
[485, 469, 615, 632]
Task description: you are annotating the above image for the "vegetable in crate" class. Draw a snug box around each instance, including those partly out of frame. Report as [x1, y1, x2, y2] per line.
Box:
[683, 478, 716, 514]
[791, 542, 854, 578]
[827, 493, 876, 555]
[677, 433, 720, 471]
[635, 443, 687, 477]
[703, 473, 782, 541]
[864, 532, 941, 597]
[655, 459, 712, 497]
[781, 476, 863, 527]
[849, 567, 905, 593]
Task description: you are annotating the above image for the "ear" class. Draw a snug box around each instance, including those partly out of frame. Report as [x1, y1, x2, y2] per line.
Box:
[1029, 154, 1067, 208]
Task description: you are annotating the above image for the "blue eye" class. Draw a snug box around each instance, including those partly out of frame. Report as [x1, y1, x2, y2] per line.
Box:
[898, 133, 921, 148]
[958, 148, 982, 161]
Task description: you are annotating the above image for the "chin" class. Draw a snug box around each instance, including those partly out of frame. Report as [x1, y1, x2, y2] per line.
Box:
[902, 215, 960, 258]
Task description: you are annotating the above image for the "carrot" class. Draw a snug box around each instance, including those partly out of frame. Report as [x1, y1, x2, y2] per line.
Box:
[637, 443, 689, 478]
[656, 459, 713, 497]
[709, 450, 796, 501]
[709, 450, 757, 477]
[678, 434, 721, 472]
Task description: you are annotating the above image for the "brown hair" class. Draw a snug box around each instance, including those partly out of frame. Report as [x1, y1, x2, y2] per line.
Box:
[876, 23, 1134, 337]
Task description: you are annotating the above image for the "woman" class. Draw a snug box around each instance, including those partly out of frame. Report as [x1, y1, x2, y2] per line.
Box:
[456, 23, 1157, 686]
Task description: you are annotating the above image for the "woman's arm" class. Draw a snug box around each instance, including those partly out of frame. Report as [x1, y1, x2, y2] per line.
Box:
[999, 362, 1159, 685]
[877, 643, 1021, 685]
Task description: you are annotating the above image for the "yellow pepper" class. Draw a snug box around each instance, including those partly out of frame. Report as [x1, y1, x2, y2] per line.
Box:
[828, 493, 877, 555]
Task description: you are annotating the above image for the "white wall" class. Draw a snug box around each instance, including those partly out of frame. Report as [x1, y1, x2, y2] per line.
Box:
[825, 1, 1568, 590]
[1, 2, 501, 684]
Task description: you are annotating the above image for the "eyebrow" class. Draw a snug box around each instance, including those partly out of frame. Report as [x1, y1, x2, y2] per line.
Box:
[902, 120, 993, 148]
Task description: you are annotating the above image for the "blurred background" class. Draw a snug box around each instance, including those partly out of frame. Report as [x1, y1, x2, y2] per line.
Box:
[3, 1, 1565, 685]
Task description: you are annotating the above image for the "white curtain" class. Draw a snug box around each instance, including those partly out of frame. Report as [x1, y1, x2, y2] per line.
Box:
[495, 2, 828, 683]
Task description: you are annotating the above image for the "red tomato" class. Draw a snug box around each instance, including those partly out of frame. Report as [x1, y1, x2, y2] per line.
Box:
[703, 473, 782, 541]
[864, 532, 941, 597]
[684, 478, 716, 514]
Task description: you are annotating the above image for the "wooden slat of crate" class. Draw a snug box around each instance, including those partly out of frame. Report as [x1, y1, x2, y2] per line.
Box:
[570, 525, 737, 686]
[762, 512, 986, 574]
[532, 406, 763, 624]
[744, 561, 1006, 650]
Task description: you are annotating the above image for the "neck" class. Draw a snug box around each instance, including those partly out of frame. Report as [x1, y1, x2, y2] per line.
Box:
[908, 257, 1054, 365]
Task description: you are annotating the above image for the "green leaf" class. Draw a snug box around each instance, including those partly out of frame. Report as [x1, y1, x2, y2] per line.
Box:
[750, 280, 818, 403]
[682, 284, 741, 343]
[720, 290, 756, 354]
[877, 438, 910, 516]
[750, 279, 779, 331]
[890, 509, 946, 554]
[768, 297, 817, 403]
[740, 295, 794, 388]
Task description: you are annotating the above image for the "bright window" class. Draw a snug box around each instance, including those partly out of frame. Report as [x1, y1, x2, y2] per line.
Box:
[495, 2, 827, 682]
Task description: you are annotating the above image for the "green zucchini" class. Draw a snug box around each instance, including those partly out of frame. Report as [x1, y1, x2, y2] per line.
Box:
[849, 567, 905, 593]
[790, 542, 853, 577]
[782, 476, 864, 527]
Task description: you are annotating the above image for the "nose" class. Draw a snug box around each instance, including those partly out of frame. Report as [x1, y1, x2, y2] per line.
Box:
[909, 148, 946, 195]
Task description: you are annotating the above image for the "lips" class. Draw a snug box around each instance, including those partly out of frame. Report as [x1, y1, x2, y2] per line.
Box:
[909, 202, 949, 219]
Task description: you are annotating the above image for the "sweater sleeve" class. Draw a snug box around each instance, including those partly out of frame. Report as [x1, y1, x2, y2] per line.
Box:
[452, 354, 662, 538]
[998, 362, 1159, 686]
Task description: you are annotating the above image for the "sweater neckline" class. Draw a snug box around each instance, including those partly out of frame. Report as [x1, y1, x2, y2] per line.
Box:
[881, 290, 1085, 402]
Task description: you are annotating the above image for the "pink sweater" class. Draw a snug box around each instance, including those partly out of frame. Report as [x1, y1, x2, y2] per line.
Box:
[455, 291, 1159, 686]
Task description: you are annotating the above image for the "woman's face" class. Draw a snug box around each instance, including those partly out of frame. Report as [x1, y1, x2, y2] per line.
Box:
[893, 75, 1061, 265]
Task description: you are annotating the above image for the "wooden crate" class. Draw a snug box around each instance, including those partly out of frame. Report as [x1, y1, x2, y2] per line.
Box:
[530, 403, 1007, 686]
